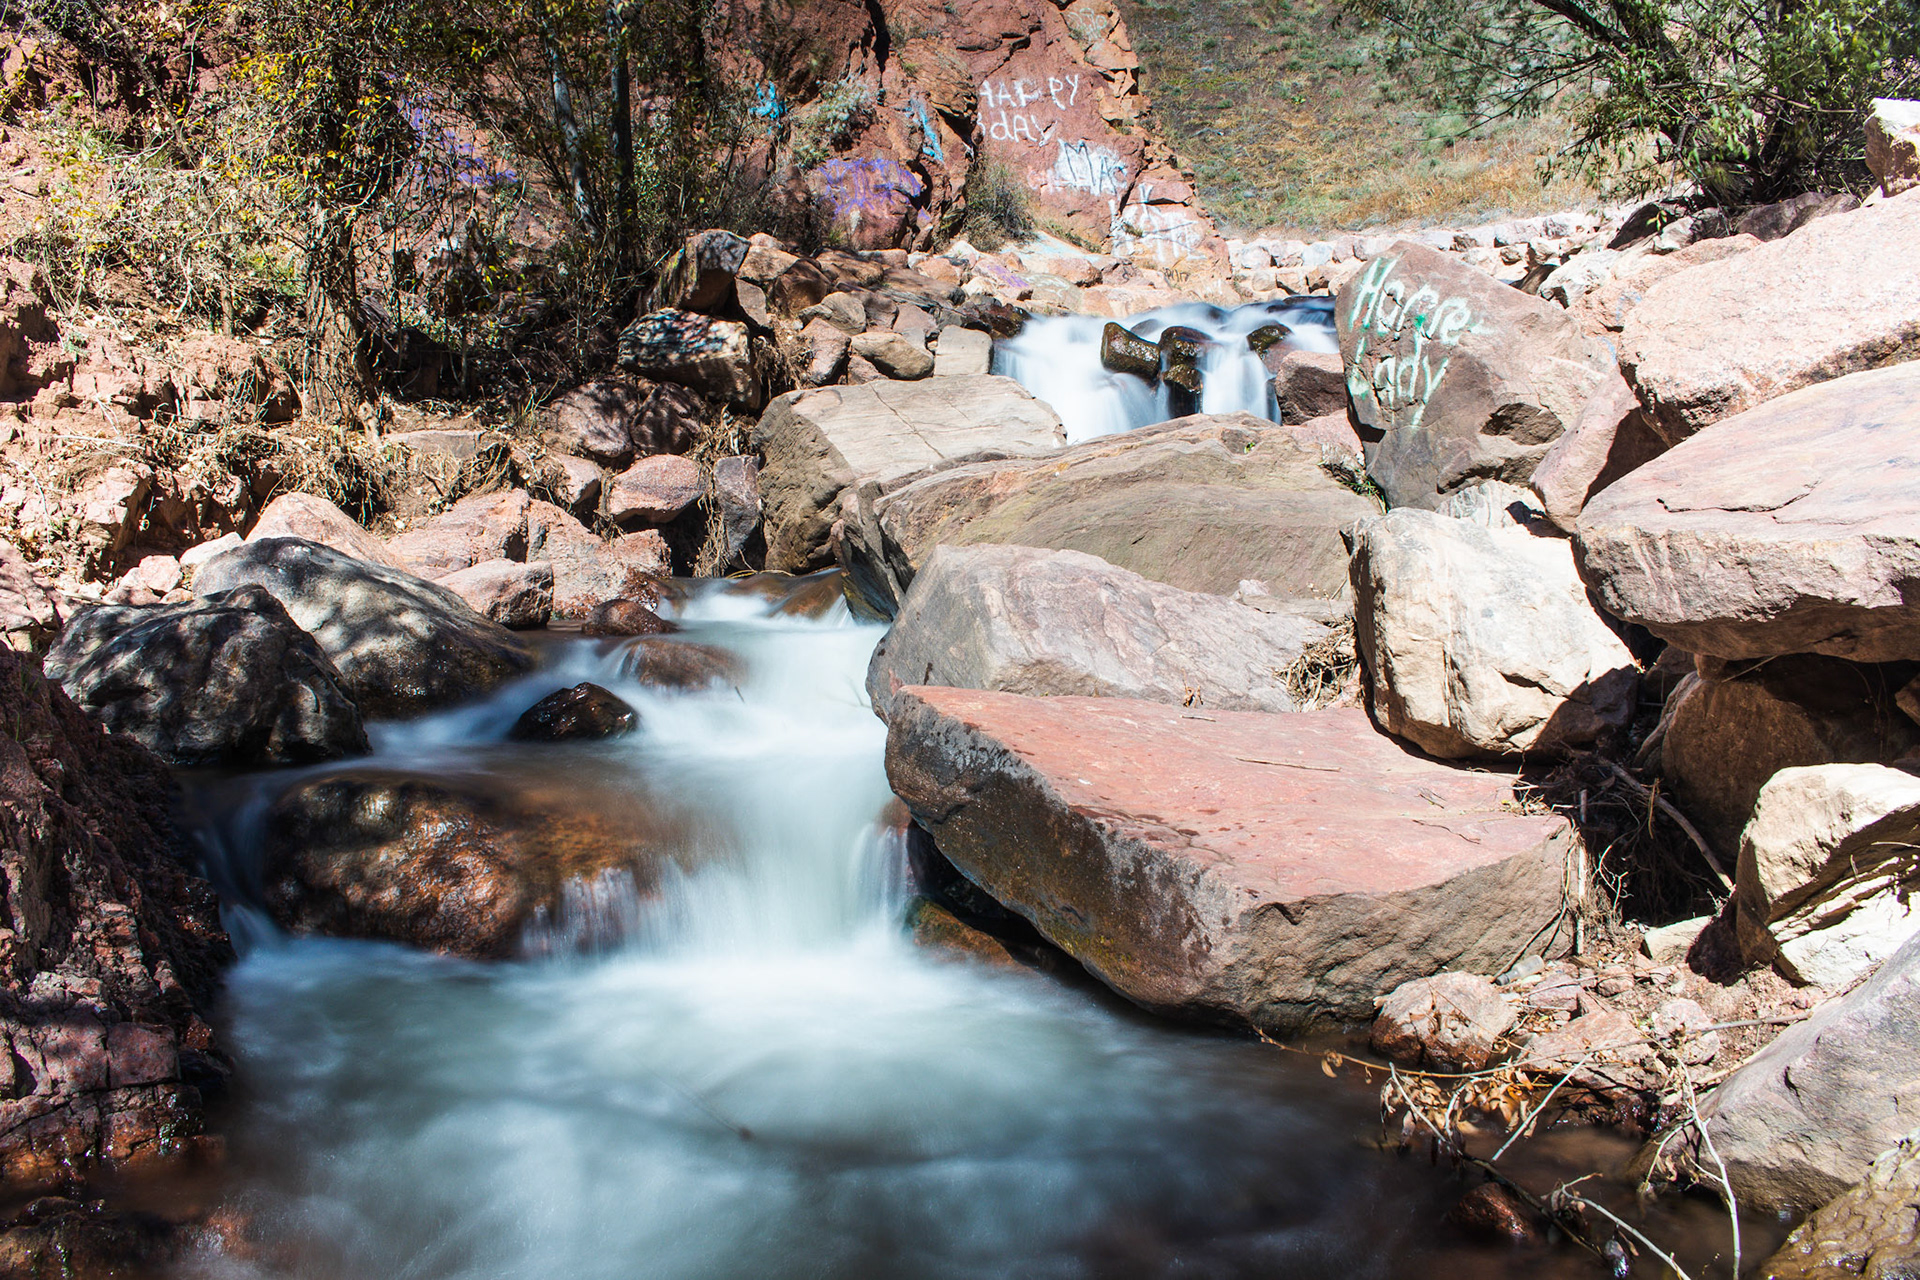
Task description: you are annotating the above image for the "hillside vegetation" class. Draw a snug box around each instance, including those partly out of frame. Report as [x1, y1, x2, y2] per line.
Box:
[1116, 0, 1596, 234]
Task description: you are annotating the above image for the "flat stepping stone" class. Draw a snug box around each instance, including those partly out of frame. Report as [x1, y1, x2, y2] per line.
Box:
[884, 688, 1574, 1033]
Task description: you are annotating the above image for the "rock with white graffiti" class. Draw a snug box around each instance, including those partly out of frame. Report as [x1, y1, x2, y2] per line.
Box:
[1335, 242, 1611, 510]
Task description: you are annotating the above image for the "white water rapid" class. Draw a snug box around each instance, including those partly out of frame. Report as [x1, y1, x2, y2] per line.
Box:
[991, 298, 1339, 444]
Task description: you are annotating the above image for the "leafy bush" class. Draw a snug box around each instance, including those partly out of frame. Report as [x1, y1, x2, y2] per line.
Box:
[953, 160, 1034, 250]
[789, 76, 877, 169]
[1353, 0, 1920, 204]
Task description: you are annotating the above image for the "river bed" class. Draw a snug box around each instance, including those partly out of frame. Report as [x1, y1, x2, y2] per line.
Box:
[168, 583, 1772, 1280]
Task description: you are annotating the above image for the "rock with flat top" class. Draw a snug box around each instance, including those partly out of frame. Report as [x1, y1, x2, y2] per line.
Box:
[883, 688, 1573, 1032]
[866, 544, 1326, 716]
[1577, 362, 1920, 663]
[1694, 930, 1920, 1212]
[933, 326, 992, 377]
[754, 374, 1065, 573]
[840, 413, 1377, 613]
[194, 537, 534, 718]
[1617, 192, 1920, 440]
[1269, 348, 1346, 423]
[1737, 764, 1920, 987]
[608, 454, 702, 527]
[248, 492, 402, 568]
[1349, 508, 1637, 758]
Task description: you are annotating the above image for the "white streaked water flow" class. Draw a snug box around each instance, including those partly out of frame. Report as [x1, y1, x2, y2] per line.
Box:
[992, 297, 1340, 444]
[180, 579, 1451, 1280]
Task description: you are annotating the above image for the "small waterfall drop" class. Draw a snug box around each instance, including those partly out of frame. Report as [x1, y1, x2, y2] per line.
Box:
[992, 297, 1339, 443]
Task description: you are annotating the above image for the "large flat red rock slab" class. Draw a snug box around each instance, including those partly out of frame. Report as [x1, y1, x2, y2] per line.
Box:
[885, 688, 1574, 1033]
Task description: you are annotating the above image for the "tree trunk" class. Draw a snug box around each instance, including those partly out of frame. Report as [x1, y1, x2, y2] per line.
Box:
[608, 0, 634, 241]
[539, 4, 594, 229]
[305, 210, 373, 424]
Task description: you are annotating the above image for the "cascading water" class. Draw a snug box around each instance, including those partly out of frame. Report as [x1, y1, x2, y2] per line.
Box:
[176, 580, 1744, 1280]
[991, 298, 1340, 444]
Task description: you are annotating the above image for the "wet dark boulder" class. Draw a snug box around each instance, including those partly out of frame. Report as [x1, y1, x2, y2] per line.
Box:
[583, 598, 678, 637]
[1245, 322, 1292, 364]
[617, 637, 743, 690]
[1447, 1184, 1541, 1243]
[1099, 322, 1159, 383]
[261, 768, 683, 958]
[194, 537, 535, 720]
[1157, 324, 1210, 415]
[0, 645, 232, 1199]
[45, 587, 368, 767]
[509, 684, 638, 743]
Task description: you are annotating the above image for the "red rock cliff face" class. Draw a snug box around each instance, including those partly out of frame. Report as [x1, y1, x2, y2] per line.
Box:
[719, 0, 1214, 260]
[0, 645, 231, 1193]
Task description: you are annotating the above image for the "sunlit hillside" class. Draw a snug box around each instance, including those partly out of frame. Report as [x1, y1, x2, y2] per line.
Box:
[1116, 0, 1599, 234]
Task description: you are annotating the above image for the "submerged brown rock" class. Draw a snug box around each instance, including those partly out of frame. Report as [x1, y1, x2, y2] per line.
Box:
[261, 767, 683, 958]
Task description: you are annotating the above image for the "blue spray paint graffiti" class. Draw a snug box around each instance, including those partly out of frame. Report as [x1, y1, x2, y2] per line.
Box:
[908, 98, 944, 163]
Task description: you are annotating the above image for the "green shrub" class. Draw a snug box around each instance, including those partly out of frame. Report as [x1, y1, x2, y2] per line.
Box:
[1354, 0, 1920, 204]
[953, 160, 1034, 250]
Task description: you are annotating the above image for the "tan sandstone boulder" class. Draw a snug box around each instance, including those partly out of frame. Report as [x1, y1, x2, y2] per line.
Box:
[839, 413, 1377, 613]
[1577, 362, 1920, 663]
[1349, 508, 1637, 758]
[753, 374, 1065, 573]
[1736, 764, 1920, 987]
[1617, 191, 1920, 441]
[865, 544, 1327, 716]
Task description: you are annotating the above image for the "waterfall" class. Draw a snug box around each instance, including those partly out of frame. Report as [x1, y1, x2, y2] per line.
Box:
[992, 297, 1339, 443]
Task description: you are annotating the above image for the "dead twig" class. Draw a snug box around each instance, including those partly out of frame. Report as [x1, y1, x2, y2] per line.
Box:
[1600, 758, 1734, 892]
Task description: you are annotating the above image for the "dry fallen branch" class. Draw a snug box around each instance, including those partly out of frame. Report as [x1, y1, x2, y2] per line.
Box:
[1599, 758, 1733, 892]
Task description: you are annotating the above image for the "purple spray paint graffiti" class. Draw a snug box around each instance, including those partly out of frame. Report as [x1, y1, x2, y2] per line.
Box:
[812, 156, 926, 243]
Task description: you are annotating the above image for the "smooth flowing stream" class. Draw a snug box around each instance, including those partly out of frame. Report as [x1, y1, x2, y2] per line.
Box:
[173, 583, 1752, 1280]
[992, 298, 1340, 443]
